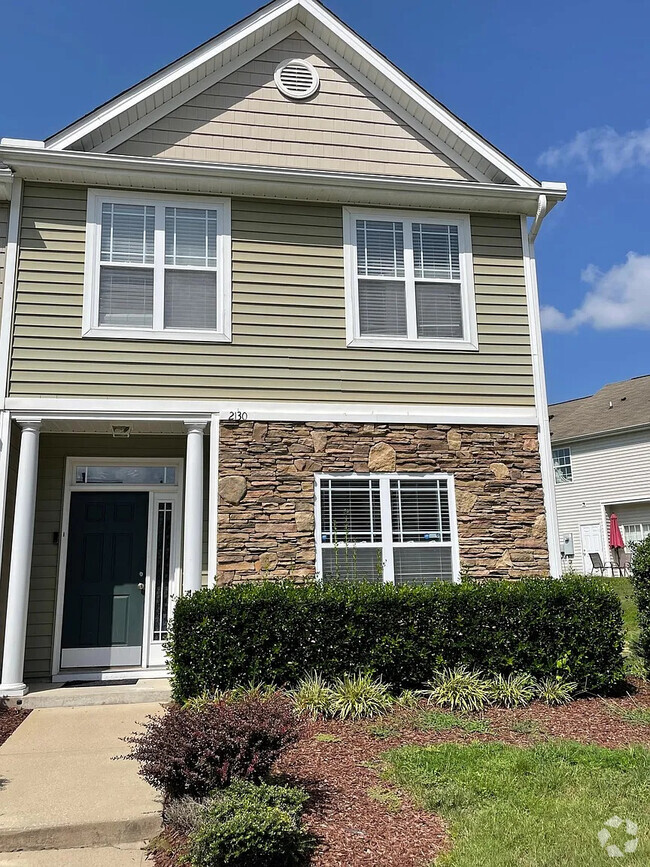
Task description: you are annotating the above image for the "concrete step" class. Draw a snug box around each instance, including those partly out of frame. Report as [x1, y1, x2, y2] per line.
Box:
[0, 842, 149, 865]
[0, 704, 164, 852]
[14, 679, 171, 709]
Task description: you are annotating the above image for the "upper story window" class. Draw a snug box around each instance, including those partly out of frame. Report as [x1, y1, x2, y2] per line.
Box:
[316, 474, 459, 585]
[552, 446, 572, 483]
[343, 208, 478, 351]
[83, 190, 231, 342]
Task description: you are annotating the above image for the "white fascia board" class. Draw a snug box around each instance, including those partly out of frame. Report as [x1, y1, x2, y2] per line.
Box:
[5, 397, 538, 427]
[0, 147, 567, 215]
[550, 423, 650, 448]
[45, 0, 301, 150]
[41, 0, 542, 188]
[0, 138, 44, 148]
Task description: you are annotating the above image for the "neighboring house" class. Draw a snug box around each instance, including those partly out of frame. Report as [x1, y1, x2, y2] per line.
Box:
[550, 375, 650, 574]
[0, 0, 566, 695]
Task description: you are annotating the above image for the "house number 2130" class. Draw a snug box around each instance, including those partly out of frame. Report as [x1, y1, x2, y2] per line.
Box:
[228, 410, 248, 421]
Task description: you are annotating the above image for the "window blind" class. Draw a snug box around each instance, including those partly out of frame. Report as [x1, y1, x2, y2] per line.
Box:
[164, 271, 217, 330]
[319, 478, 382, 544]
[356, 220, 404, 277]
[98, 267, 153, 327]
[100, 202, 155, 265]
[412, 222, 460, 280]
[393, 547, 454, 585]
[358, 280, 408, 336]
[415, 283, 463, 338]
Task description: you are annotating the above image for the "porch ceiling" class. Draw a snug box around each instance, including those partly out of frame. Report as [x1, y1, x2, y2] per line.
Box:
[37, 419, 190, 436]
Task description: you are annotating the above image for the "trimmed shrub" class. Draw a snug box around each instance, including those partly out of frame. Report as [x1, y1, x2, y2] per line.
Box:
[631, 536, 650, 670]
[123, 693, 300, 800]
[167, 576, 625, 701]
[188, 780, 314, 867]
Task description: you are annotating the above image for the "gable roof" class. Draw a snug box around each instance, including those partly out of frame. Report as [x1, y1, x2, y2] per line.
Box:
[549, 375, 650, 443]
[42, 0, 541, 188]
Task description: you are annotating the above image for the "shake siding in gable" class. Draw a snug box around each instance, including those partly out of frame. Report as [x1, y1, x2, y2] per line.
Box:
[9, 183, 535, 405]
[113, 34, 471, 182]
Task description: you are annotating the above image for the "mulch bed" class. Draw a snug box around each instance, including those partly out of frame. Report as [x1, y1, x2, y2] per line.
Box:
[0, 706, 30, 747]
[151, 679, 650, 867]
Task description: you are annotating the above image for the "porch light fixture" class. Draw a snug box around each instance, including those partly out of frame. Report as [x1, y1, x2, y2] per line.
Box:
[111, 424, 131, 438]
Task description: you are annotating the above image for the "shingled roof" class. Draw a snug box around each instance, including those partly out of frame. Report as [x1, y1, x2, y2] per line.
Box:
[549, 375, 650, 443]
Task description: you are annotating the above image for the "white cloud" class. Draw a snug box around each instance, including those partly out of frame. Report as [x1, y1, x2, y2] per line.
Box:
[541, 253, 650, 333]
[538, 125, 650, 181]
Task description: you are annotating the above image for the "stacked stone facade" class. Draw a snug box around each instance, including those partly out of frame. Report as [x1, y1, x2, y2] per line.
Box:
[217, 421, 549, 583]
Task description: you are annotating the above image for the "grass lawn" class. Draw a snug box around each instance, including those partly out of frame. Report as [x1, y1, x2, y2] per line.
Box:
[385, 740, 650, 867]
[601, 575, 640, 647]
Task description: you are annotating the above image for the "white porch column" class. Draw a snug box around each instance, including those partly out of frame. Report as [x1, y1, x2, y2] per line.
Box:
[183, 421, 207, 593]
[1, 419, 41, 696]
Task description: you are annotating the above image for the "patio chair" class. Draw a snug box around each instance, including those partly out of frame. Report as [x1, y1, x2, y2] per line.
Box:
[588, 552, 614, 576]
[617, 550, 632, 576]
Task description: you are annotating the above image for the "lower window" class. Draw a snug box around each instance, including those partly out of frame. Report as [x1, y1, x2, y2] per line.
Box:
[316, 474, 458, 585]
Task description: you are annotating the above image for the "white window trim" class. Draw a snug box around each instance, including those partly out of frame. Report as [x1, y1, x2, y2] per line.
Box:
[83, 188, 232, 343]
[552, 446, 572, 483]
[314, 472, 461, 584]
[342, 207, 478, 352]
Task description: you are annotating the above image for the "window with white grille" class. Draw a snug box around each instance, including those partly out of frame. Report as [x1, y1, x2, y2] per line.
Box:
[84, 190, 231, 342]
[552, 447, 572, 483]
[317, 474, 458, 584]
[344, 209, 477, 350]
[622, 523, 650, 550]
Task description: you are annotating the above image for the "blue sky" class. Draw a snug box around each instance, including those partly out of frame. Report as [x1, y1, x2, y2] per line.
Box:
[2, 0, 649, 404]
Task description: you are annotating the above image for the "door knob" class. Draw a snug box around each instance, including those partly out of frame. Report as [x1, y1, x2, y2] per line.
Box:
[137, 582, 145, 592]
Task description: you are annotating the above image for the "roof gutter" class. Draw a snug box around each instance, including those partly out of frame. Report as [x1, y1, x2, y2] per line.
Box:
[0, 146, 568, 215]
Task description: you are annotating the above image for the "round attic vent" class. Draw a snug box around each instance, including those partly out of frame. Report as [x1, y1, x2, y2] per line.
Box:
[274, 59, 319, 100]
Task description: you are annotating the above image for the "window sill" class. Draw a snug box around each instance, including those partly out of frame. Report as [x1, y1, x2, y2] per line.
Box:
[82, 327, 232, 344]
[346, 336, 479, 352]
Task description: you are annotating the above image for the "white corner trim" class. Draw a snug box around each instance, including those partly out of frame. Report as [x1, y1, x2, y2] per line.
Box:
[0, 411, 12, 590]
[207, 413, 220, 587]
[82, 189, 232, 343]
[0, 178, 23, 406]
[520, 215, 561, 577]
[342, 207, 478, 351]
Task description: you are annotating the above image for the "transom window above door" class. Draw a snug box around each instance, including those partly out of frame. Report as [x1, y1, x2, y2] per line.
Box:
[83, 190, 231, 342]
[343, 209, 478, 351]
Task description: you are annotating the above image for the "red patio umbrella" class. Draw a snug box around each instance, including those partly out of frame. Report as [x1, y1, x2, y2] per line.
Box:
[609, 513, 625, 572]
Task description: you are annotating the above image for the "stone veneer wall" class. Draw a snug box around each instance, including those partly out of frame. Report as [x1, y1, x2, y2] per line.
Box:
[217, 421, 549, 583]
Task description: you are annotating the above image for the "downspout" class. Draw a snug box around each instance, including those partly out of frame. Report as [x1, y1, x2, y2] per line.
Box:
[529, 193, 548, 244]
[521, 193, 562, 577]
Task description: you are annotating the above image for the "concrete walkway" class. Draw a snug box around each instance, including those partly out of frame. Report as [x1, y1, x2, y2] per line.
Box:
[0, 842, 148, 865]
[0, 703, 164, 852]
[13, 678, 171, 709]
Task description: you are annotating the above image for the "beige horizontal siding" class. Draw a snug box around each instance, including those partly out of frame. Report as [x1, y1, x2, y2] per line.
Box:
[0, 201, 9, 313]
[24, 433, 208, 680]
[114, 33, 471, 181]
[9, 182, 534, 405]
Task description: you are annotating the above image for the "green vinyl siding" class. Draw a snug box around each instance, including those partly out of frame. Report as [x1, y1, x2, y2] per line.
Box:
[24, 433, 208, 680]
[9, 183, 534, 406]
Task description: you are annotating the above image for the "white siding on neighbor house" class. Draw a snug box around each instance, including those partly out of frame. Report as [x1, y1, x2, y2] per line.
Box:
[554, 428, 650, 574]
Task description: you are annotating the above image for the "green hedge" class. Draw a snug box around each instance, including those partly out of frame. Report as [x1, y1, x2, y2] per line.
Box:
[167, 577, 625, 701]
[631, 537, 650, 670]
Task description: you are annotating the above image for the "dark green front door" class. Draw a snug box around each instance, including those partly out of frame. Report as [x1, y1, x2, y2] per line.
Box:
[61, 492, 149, 666]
